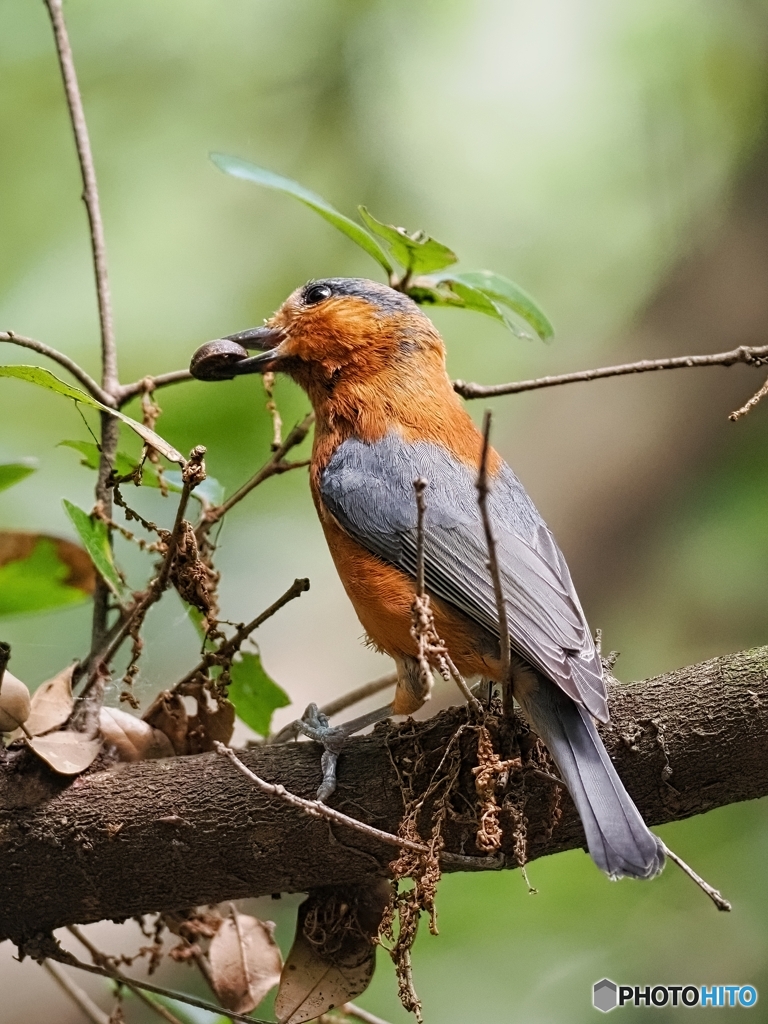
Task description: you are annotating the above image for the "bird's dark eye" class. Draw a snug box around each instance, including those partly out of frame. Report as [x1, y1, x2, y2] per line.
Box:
[304, 283, 332, 306]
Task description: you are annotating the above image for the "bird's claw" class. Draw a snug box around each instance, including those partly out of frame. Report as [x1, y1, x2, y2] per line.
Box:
[297, 703, 350, 801]
[297, 701, 395, 802]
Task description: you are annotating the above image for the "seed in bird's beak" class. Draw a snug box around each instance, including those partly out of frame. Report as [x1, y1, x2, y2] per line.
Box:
[190, 338, 251, 381]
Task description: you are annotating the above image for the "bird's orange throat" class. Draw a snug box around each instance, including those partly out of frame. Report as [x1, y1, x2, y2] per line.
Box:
[304, 355, 501, 483]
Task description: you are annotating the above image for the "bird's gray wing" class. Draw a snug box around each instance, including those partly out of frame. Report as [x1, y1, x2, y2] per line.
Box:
[320, 432, 607, 720]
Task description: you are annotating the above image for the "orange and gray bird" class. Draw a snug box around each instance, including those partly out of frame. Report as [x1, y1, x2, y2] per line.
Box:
[190, 277, 665, 881]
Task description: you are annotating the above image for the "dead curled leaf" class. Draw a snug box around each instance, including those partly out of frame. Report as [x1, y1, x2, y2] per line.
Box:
[208, 907, 282, 1014]
[0, 530, 96, 593]
[27, 730, 102, 775]
[143, 683, 234, 756]
[275, 882, 391, 1024]
[143, 690, 188, 755]
[99, 707, 174, 761]
[0, 670, 31, 732]
[22, 665, 75, 737]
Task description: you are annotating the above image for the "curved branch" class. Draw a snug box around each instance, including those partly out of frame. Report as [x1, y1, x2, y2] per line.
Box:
[0, 331, 114, 407]
[1, 645, 766, 946]
[453, 343, 768, 399]
[117, 369, 194, 407]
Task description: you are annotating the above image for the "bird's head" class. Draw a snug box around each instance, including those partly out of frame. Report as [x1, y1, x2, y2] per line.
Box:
[190, 278, 447, 405]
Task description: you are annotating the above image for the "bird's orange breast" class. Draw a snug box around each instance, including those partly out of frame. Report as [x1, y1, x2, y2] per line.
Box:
[315, 497, 495, 681]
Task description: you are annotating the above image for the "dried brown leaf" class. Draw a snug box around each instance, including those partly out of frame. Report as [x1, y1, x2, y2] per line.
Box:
[0, 530, 96, 593]
[27, 730, 102, 774]
[99, 707, 174, 761]
[275, 884, 389, 1024]
[276, 932, 375, 1024]
[142, 690, 189, 755]
[186, 683, 235, 754]
[208, 909, 282, 1014]
[0, 671, 31, 732]
[23, 665, 75, 736]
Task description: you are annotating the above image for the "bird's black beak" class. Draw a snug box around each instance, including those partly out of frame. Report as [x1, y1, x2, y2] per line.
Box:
[189, 326, 285, 381]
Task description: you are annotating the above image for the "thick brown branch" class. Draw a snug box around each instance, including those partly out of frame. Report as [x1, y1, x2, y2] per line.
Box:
[453, 343, 768, 399]
[2, 646, 767, 945]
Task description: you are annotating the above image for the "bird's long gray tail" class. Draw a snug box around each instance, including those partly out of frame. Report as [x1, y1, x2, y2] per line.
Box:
[516, 673, 665, 880]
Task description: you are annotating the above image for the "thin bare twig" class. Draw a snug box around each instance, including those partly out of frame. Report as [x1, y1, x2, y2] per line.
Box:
[269, 671, 397, 744]
[0, 331, 114, 406]
[452, 343, 768, 400]
[262, 370, 283, 450]
[414, 478, 427, 599]
[117, 369, 193, 407]
[729, 373, 768, 421]
[476, 411, 512, 706]
[661, 843, 731, 912]
[198, 413, 314, 534]
[173, 577, 310, 692]
[67, 927, 187, 1024]
[59, 928, 268, 1024]
[43, 0, 117, 393]
[43, 0, 122, 654]
[214, 742, 501, 870]
[342, 1003, 396, 1024]
[78, 448, 207, 698]
[42, 960, 110, 1024]
[409, 481, 482, 713]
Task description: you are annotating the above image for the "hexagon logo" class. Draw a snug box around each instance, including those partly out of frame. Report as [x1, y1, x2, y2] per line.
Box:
[593, 978, 618, 1013]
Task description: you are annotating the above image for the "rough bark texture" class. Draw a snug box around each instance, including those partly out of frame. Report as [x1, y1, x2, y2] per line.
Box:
[1, 646, 767, 948]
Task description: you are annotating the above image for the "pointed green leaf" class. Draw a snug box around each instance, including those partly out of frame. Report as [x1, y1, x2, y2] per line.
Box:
[228, 651, 290, 737]
[0, 534, 94, 615]
[409, 276, 507, 325]
[58, 440, 226, 500]
[210, 154, 393, 273]
[447, 270, 554, 341]
[358, 207, 457, 275]
[62, 499, 124, 597]
[0, 459, 37, 493]
[0, 364, 99, 404]
[59, 440, 139, 478]
[0, 365, 185, 464]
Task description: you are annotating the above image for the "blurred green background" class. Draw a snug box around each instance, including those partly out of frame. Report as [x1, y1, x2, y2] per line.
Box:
[2, 0, 768, 1020]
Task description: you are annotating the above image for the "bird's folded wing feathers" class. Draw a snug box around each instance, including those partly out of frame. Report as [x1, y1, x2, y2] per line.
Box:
[320, 433, 607, 720]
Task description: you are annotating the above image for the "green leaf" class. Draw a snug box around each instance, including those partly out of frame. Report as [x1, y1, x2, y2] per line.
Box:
[62, 499, 124, 597]
[0, 459, 37, 493]
[445, 270, 554, 341]
[0, 534, 94, 616]
[59, 440, 225, 501]
[210, 154, 393, 274]
[409, 276, 507, 324]
[0, 365, 185, 464]
[358, 207, 457, 275]
[59, 440, 139, 478]
[228, 651, 290, 737]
